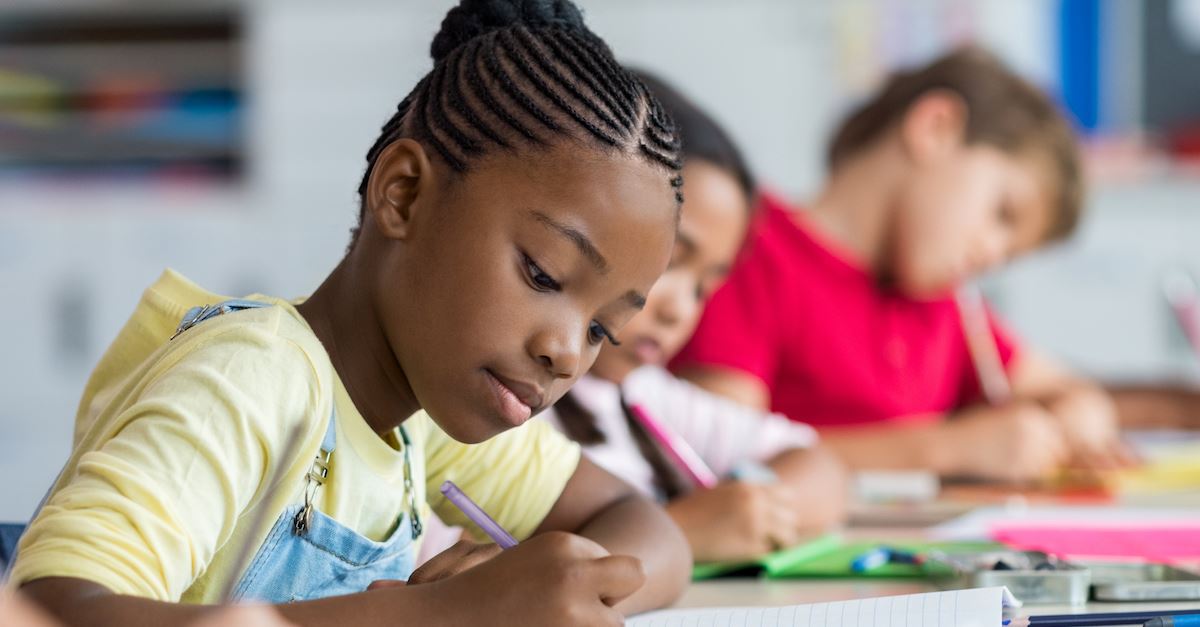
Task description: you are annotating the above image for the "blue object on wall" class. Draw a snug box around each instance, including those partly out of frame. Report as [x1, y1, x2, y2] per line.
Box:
[1058, 0, 1102, 132]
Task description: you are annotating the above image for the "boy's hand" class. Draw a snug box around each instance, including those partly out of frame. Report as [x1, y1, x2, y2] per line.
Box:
[1044, 388, 1138, 470]
[427, 531, 644, 626]
[665, 481, 800, 562]
[940, 402, 1071, 482]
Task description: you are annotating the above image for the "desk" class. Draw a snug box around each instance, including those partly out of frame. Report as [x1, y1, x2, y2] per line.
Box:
[676, 579, 930, 608]
[677, 579, 1200, 617]
[669, 516, 1200, 621]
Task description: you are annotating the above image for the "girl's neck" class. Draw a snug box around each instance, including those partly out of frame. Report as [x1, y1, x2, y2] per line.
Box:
[806, 145, 901, 276]
[296, 255, 420, 436]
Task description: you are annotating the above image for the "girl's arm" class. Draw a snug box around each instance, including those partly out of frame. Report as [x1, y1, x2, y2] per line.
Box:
[20, 576, 394, 627]
[22, 531, 644, 627]
[661, 445, 847, 563]
[628, 366, 816, 476]
[661, 368, 848, 507]
[531, 456, 692, 615]
[675, 365, 771, 410]
[625, 368, 845, 562]
[763, 445, 848, 530]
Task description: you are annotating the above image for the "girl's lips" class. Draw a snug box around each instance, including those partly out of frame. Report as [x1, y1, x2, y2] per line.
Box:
[631, 337, 665, 365]
[483, 369, 537, 427]
[482, 367, 544, 427]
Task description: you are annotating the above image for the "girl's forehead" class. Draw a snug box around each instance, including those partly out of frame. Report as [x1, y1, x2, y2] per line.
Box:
[447, 145, 677, 282]
[459, 144, 679, 223]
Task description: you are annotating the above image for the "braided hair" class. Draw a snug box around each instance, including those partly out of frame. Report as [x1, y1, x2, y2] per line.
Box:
[552, 71, 759, 502]
[352, 0, 685, 243]
[633, 69, 755, 202]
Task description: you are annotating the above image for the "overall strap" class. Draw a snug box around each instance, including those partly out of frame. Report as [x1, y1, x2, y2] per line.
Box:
[295, 403, 337, 535]
[172, 299, 272, 340]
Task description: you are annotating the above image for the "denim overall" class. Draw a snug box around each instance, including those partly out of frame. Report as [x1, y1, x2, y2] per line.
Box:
[3, 300, 423, 604]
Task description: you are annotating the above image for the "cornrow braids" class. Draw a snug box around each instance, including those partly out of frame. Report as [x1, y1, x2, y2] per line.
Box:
[507, 28, 624, 145]
[351, 0, 683, 245]
[539, 28, 635, 128]
[632, 69, 757, 202]
[445, 38, 511, 150]
[460, 35, 539, 144]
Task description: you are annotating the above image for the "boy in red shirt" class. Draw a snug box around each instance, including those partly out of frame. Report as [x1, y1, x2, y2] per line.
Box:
[673, 48, 1133, 483]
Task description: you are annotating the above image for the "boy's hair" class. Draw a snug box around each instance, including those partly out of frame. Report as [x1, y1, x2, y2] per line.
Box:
[352, 0, 684, 243]
[632, 69, 756, 203]
[828, 46, 1083, 242]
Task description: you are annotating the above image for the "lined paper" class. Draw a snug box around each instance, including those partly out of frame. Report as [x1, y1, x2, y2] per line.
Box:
[628, 586, 1012, 627]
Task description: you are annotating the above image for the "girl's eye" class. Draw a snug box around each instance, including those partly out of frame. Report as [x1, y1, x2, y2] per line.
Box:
[521, 251, 616, 347]
[997, 202, 1017, 227]
[588, 321, 620, 347]
[523, 254, 561, 291]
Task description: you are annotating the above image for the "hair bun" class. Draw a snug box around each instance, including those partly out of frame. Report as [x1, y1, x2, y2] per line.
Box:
[431, 0, 588, 62]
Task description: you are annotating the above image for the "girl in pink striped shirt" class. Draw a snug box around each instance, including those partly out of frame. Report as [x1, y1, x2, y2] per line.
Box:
[542, 72, 847, 564]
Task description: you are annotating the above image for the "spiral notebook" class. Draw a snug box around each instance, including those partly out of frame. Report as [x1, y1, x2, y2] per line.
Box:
[628, 586, 1019, 627]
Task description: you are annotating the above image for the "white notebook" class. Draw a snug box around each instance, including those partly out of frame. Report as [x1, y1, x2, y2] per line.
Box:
[628, 586, 1020, 627]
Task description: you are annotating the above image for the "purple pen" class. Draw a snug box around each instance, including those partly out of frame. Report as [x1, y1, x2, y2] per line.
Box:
[440, 480, 518, 549]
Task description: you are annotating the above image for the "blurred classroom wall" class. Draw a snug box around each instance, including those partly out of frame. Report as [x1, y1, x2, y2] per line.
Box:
[1, 0, 1198, 520]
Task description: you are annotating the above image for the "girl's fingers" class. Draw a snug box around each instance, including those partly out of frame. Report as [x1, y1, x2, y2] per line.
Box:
[366, 579, 406, 591]
[590, 554, 646, 607]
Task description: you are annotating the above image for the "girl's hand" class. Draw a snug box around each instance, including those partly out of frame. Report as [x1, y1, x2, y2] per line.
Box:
[767, 446, 850, 534]
[425, 531, 644, 626]
[665, 481, 800, 562]
[368, 539, 503, 590]
[939, 402, 1071, 483]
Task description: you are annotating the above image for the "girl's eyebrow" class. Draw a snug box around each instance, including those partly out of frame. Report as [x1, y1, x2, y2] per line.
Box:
[529, 210, 609, 275]
[528, 209, 647, 311]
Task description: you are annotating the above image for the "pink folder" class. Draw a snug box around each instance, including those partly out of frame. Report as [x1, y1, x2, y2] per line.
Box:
[993, 524, 1200, 563]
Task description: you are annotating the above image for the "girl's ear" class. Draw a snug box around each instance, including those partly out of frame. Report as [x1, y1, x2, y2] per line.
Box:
[364, 139, 435, 241]
[899, 89, 968, 165]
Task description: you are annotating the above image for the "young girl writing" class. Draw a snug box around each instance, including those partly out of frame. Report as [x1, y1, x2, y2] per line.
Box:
[11, 1, 693, 624]
[543, 72, 847, 564]
[673, 47, 1133, 483]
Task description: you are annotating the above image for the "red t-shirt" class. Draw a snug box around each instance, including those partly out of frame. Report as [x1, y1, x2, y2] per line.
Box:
[670, 192, 1019, 429]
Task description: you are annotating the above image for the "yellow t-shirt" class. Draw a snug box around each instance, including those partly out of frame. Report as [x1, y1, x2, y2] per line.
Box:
[11, 269, 581, 603]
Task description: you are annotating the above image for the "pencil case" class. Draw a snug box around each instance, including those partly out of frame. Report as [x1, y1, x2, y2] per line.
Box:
[938, 549, 1091, 605]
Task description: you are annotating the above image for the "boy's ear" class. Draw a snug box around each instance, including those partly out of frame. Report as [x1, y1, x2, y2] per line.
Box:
[365, 139, 434, 241]
[900, 89, 968, 164]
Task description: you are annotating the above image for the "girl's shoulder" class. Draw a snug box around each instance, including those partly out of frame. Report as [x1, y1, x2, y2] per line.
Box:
[77, 270, 335, 442]
[143, 269, 334, 391]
